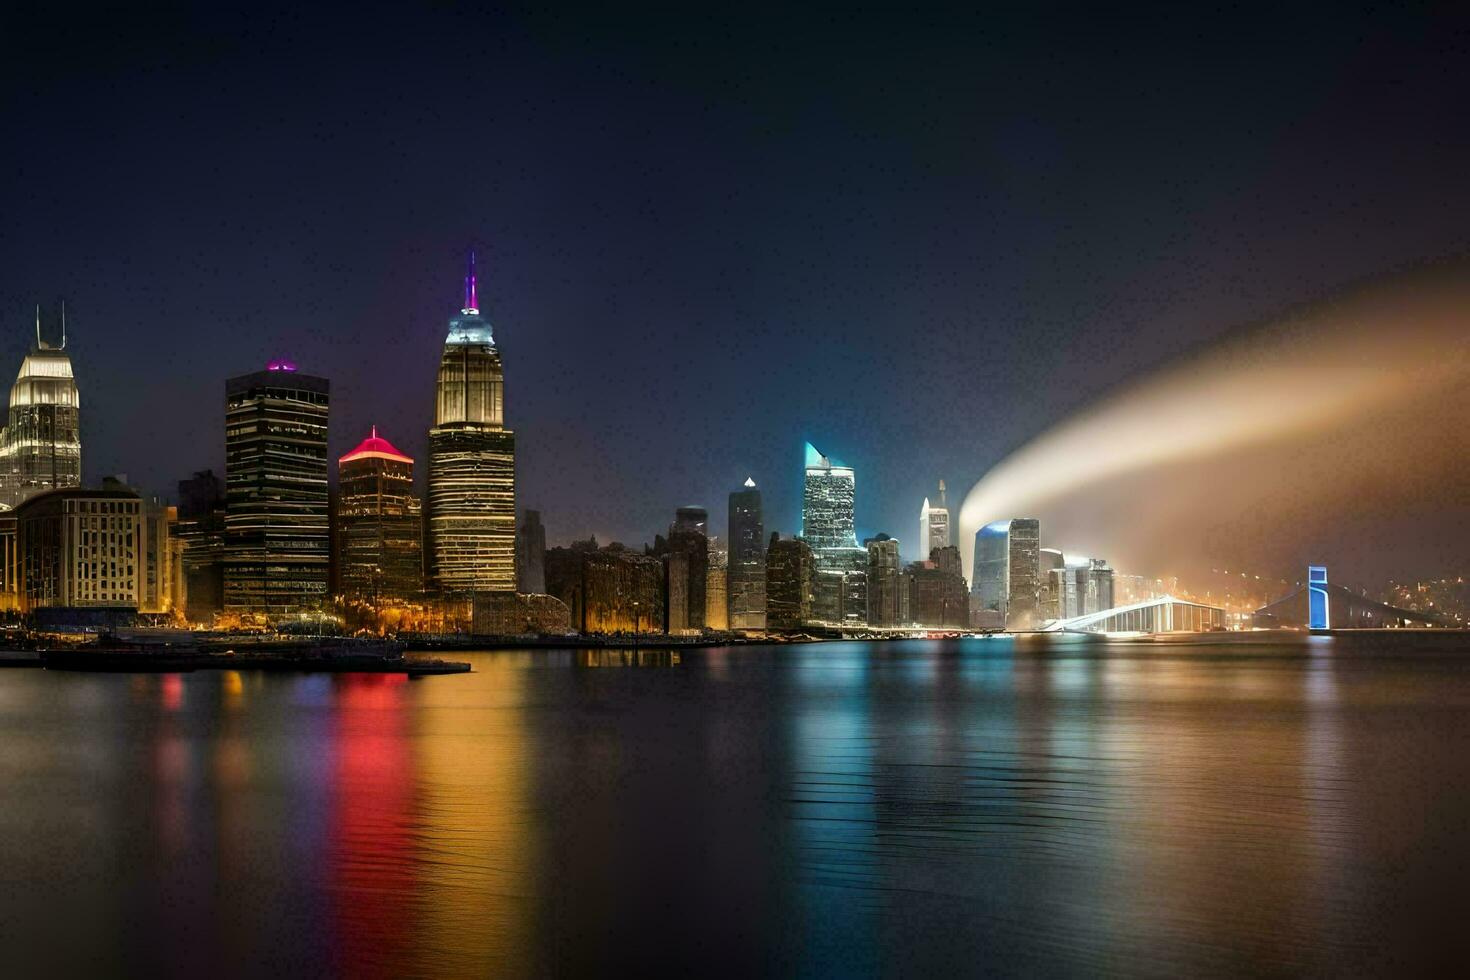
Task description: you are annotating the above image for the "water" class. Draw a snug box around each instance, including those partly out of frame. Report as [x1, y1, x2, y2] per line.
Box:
[2, 635, 1467, 977]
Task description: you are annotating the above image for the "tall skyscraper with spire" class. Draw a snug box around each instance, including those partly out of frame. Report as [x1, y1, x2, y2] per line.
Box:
[427, 249, 517, 594]
[918, 480, 950, 561]
[0, 304, 82, 509]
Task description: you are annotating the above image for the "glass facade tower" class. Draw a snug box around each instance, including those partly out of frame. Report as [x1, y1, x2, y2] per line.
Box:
[0, 305, 81, 509]
[223, 364, 330, 617]
[427, 250, 517, 595]
[971, 517, 1041, 630]
[727, 478, 766, 629]
[801, 442, 867, 623]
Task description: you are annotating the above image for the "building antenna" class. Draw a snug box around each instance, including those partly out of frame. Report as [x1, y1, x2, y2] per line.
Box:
[60, 299, 66, 349]
[34, 304, 41, 348]
[463, 247, 479, 314]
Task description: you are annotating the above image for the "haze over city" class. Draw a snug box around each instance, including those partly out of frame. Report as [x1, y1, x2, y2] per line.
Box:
[4, 5, 1469, 589]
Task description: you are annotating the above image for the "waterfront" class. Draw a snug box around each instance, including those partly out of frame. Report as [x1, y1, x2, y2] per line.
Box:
[3, 635, 1467, 977]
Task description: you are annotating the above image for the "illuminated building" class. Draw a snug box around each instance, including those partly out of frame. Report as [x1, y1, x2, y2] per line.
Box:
[0, 514, 16, 610]
[802, 443, 867, 624]
[907, 556, 969, 628]
[1038, 548, 1065, 619]
[1088, 559, 1114, 614]
[666, 506, 707, 631]
[546, 542, 664, 634]
[223, 363, 330, 617]
[765, 533, 814, 630]
[0, 305, 81, 509]
[175, 470, 226, 623]
[705, 545, 728, 630]
[727, 477, 766, 630]
[336, 427, 423, 605]
[14, 481, 151, 627]
[802, 442, 856, 555]
[139, 496, 177, 614]
[971, 518, 1041, 630]
[516, 509, 546, 594]
[918, 481, 950, 560]
[865, 535, 901, 626]
[427, 250, 516, 595]
[472, 591, 570, 635]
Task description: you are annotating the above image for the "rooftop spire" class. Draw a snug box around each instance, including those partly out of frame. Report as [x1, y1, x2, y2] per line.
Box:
[462, 248, 479, 315]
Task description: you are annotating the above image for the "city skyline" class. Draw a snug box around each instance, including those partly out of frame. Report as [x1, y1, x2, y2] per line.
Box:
[6, 6, 1470, 589]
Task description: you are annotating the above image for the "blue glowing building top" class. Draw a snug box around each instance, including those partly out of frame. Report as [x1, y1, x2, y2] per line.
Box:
[445, 248, 495, 346]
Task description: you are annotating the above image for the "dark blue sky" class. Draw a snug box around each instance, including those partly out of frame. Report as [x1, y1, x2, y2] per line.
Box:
[3, 3, 1468, 555]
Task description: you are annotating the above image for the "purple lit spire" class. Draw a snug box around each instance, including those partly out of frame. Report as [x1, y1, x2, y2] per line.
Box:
[463, 248, 479, 314]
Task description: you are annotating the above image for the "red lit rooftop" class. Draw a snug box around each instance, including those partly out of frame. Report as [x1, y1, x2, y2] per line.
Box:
[340, 426, 413, 465]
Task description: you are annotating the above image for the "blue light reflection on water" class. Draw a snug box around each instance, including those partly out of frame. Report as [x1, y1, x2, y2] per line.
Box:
[3, 634, 1470, 977]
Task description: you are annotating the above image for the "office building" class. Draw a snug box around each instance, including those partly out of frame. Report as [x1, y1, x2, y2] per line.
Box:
[223, 363, 330, 618]
[918, 480, 950, 560]
[14, 481, 143, 627]
[705, 546, 728, 630]
[727, 477, 766, 630]
[802, 443, 867, 624]
[666, 506, 707, 631]
[546, 541, 665, 634]
[908, 556, 970, 628]
[139, 496, 177, 615]
[971, 518, 1041, 630]
[865, 535, 901, 626]
[175, 470, 226, 623]
[766, 533, 814, 630]
[427, 250, 516, 595]
[336, 427, 423, 605]
[516, 509, 546, 594]
[0, 305, 81, 509]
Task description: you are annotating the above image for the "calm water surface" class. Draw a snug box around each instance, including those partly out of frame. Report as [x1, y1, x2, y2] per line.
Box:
[3, 635, 1468, 977]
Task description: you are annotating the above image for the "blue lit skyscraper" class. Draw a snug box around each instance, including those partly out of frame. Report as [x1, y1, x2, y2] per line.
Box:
[971, 518, 1041, 630]
[801, 442, 867, 624]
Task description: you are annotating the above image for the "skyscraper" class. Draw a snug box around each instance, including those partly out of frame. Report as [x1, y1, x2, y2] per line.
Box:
[970, 518, 1041, 630]
[176, 469, 226, 623]
[0, 305, 81, 509]
[335, 426, 423, 605]
[766, 533, 814, 630]
[223, 363, 330, 617]
[727, 477, 766, 630]
[705, 545, 728, 630]
[802, 442, 867, 624]
[865, 534, 901, 626]
[918, 480, 950, 560]
[667, 505, 708, 631]
[516, 509, 546, 594]
[427, 250, 516, 595]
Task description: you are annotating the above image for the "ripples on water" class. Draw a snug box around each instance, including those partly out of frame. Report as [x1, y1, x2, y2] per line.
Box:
[2, 634, 1468, 977]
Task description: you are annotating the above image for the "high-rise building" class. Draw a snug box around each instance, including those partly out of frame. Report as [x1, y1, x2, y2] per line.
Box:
[907, 556, 970, 628]
[516, 509, 546, 594]
[427, 250, 516, 595]
[223, 363, 330, 617]
[0, 305, 81, 509]
[1038, 548, 1066, 620]
[765, 533, 814, 630]
[666, 506, 708, 631]
[727, 478, 766, 630]
[918, 480, 950, 560]
[865, 535, 901, 626]
[705, 545, 728, 630]
[546, 542, 664, 634]
[970, 518, 1041, 630]
[176, 469, 226, 623]
[802, 442, 867, 624]
[336, 426, 423, 605]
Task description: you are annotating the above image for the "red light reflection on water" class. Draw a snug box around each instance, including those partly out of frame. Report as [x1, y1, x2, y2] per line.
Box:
[327, 673, 416, 978]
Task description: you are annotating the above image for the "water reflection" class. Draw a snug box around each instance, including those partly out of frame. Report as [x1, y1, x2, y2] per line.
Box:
[3, 637, 1469, 976]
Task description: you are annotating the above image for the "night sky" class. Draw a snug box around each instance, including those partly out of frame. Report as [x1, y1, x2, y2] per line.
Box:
[3, 4, 1469, 569]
